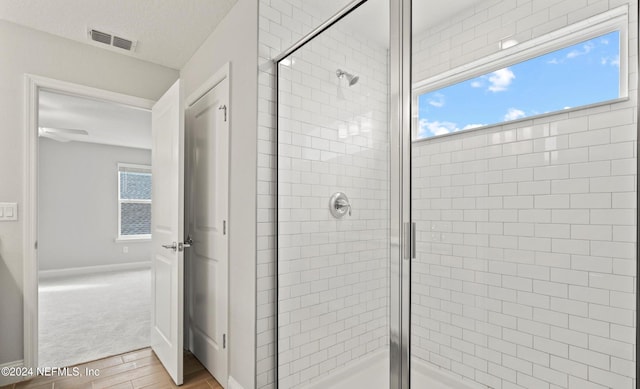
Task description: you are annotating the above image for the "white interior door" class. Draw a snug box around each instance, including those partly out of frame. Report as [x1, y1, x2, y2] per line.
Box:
[150, 79, 184, 385]
[185, 77, 229, 386]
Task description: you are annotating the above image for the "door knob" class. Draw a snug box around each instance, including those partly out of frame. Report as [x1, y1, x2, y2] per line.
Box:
[178, 236, 193, 252]
[162, 242, 178, 251]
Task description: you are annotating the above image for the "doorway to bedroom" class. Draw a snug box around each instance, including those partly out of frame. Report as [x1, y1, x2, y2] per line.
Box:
[37, 88, 153, 368]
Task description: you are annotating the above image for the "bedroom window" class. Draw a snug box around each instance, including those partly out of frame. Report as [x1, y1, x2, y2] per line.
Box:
[118, 164, 152, 240]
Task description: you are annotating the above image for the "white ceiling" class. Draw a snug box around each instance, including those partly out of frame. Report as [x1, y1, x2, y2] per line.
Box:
[21, 0, 481, 150]
[39, 90, 152, 149]
[0, 0, 483, 69]
[0, 0, 237, 69]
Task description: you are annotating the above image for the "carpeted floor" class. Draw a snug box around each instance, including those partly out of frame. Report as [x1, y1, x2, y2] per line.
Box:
[38, 268, 151, 368]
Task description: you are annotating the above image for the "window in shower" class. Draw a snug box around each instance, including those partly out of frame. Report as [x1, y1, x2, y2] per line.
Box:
[413, 18, 626, 140]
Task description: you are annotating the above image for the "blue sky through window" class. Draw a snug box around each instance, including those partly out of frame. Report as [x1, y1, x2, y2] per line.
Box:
[416, 31, 620, 139]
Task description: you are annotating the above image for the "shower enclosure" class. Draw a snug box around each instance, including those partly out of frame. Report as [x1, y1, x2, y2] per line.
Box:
[275, 0, 638, 388]
[276, 1, 391, 387]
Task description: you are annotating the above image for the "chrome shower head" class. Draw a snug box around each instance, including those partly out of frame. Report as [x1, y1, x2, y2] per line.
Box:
[336, 69, 359, 86]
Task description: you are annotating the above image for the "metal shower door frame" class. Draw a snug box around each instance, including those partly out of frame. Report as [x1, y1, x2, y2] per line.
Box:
[390, 0, 412, 388]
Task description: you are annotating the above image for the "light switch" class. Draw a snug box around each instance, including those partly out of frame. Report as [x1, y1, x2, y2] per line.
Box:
[0, 203, 18, 221]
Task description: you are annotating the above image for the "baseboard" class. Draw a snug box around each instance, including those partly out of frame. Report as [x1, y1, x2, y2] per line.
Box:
[0, 360, 27, 386]
[38, 261, 151, 280]
[227, 375, 244, 389]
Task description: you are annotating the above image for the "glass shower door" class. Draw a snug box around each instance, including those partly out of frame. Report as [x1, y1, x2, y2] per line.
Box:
[276, 1, 392, 387]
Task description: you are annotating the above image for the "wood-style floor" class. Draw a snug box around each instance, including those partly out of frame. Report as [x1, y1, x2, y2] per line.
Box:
[1, 348, 221, 389]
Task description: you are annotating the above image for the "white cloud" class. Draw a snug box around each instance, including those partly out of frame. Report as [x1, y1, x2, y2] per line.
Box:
[504, 108, 525, 121]
[428, 93, 445, 108]
[463, 123, 484, 130]
[488, 68, 515, 92]
[470, 80, 483, 88]
[612, 56, 620, 67]
[418, 119, 485, 137]
[601, 54, 620, 67]
[419, 119, 457, 136]
[567, 42, 595, 59]
[547, 58, 562, 65]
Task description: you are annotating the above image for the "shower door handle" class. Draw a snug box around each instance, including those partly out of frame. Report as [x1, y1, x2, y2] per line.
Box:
[403, 223, 410, 260]
[403, 222, 416, 260]
[411, 222, 416, 259]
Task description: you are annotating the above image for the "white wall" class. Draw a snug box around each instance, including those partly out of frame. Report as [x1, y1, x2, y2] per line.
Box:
[0, 19, 177, 365]
[179, 0, 258, 387]
[411, 1, 637, 388]
[38, 138, 152, 272]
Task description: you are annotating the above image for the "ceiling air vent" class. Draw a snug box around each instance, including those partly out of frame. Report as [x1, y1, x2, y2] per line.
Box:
[88, 28, 137, 52]
[89, 29, 111, 45]
[112, 36, 133, 51]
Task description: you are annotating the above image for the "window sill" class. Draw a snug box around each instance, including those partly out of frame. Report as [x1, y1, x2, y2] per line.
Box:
[116, 236, 152, 243]
[412, 96, 629, 143]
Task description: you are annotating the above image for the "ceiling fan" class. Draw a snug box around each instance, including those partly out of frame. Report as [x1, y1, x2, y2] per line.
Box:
[38, 127, 89, 143]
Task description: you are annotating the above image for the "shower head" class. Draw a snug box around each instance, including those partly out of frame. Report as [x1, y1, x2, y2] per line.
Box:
[336, 69, 359, 86]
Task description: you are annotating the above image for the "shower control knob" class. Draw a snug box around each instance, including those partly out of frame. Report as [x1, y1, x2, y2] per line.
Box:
[329, 192, 351, 218]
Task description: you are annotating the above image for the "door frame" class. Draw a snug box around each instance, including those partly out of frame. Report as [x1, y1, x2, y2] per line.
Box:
[23, 74, 155, 371]
[183, 62, 230, 380]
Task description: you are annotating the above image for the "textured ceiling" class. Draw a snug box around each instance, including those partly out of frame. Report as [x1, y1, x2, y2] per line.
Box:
[39, 90, 152, 149]
[0, 0, 237, 69]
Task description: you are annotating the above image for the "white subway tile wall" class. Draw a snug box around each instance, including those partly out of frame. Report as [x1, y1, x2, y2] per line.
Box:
[411, 0, 637, 388]
[276, 13, 390, 388]
[258, 0, 638, 388]
[257, 1, 357, 388]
